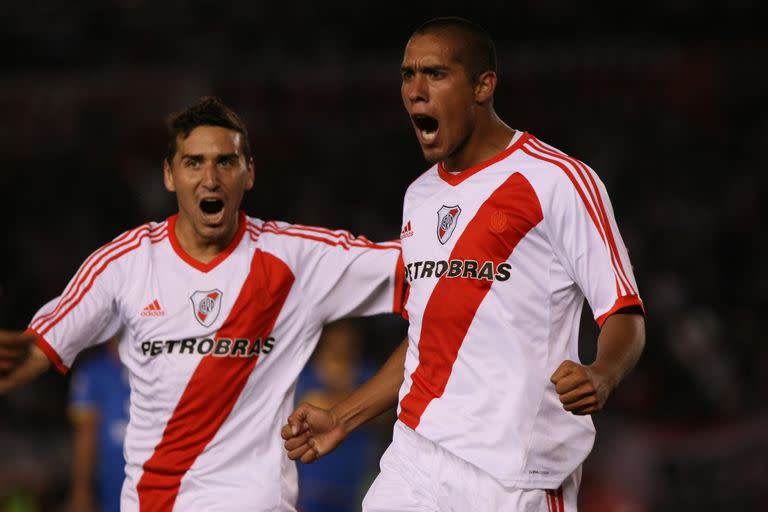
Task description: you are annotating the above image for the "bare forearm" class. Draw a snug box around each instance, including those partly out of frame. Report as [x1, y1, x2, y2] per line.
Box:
[0, 346, 50, 394]
[332, 337, 407, 434]
[591, 313, 645, 389]
[70, 413, 98, 494]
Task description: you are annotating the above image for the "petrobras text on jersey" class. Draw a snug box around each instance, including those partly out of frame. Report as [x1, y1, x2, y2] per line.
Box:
[404, 259, 511, 283]
[140, 337, 276, 358]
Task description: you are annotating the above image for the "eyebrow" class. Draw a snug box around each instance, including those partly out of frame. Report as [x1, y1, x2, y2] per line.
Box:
[401, 64, 450, 73]
[180, 152, 239, 161]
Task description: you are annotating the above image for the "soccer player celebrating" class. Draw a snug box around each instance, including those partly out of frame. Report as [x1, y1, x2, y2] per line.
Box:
[0, 97, 405, 511]
[282, 17, 646, 511]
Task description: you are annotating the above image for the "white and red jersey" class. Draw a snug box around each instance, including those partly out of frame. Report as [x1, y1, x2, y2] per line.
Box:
[396, 131, 643, 489]
[27, 212, 404, 512]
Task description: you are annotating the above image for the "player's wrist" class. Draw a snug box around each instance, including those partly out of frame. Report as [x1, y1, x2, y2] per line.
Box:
[588, 361, 619, 393]
[328, 405, 354, 436]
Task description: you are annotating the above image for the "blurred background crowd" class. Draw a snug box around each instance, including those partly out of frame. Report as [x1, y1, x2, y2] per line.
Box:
[1, 2, 766, 511]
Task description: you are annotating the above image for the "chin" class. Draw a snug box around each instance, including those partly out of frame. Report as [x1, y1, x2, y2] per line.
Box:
[421, 147, 445, 164]
[197, 222, 228, 240]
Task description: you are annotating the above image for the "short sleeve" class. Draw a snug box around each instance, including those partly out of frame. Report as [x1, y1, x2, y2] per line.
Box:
[545, 167, 644, 327]
[26, 243, 124, 374]
[284, 225, 405, 325]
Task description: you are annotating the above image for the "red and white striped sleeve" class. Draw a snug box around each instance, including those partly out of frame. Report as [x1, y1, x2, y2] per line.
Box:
[540, 154, 644, 328]
[262, 222, 406, 325]
[26, 223, 165, 373]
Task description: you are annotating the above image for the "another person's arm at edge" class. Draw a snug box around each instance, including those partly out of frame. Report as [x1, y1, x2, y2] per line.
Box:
[0, 333, 51, 394]
[68, 406, 98, 512]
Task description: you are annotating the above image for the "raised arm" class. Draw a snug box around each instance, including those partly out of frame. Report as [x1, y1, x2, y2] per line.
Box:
[282, 337, 408, 463]
[551, 313, 645, 415]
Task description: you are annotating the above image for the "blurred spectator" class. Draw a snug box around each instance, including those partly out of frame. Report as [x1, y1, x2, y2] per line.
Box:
[295, 320, 384, 512]
[67, 338, 129, 512]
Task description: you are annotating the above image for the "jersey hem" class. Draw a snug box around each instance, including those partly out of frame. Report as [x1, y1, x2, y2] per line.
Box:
[595, 294, 645, 328]
[26, 327, 69, 375]
[497, 474, 571, 490]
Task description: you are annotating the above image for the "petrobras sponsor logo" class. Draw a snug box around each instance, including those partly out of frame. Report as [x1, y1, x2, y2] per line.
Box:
[140, 337, 277, 358]
[405, 259, 511, 283]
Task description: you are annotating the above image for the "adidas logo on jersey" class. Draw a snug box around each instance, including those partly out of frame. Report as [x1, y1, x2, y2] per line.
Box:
[400, 221, 414, 239]
[141, 299, 165, 317]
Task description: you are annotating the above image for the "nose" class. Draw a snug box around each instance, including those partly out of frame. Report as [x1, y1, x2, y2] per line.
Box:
[404, 73, 428, 104]
[201, 162, 219, 189]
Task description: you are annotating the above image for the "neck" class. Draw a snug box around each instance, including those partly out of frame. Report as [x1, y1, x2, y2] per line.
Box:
[442, 113, 515, 173]
[173, 214, 240, 264]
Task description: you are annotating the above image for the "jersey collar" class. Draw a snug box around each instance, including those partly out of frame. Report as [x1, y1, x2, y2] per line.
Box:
[167, 211, 248, 273]
[437, 131, 530, 186]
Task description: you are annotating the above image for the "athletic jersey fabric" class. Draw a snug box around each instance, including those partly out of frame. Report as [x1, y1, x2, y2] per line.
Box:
[396, 131, 643, 489]
[29, 212, 404, 511]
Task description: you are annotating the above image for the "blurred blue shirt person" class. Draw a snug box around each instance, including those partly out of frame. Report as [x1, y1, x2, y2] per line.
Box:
[295, 321, 381, 512]
[68, 339, 129, 512]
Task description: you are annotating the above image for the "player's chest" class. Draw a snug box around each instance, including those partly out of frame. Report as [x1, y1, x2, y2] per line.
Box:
[400, 179, 504, 262]
[400, 173, 545, 291]
[119, 249, 292, 342]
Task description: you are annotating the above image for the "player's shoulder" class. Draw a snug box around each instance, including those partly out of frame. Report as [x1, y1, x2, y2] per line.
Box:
[86, 218, 170, 268]
[255, 218, 399, 252]
[404, 163, 440, 203]
[514, 134, 603, 194]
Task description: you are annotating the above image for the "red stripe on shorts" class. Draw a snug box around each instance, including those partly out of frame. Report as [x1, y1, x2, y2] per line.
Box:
[398, 173, 543, 428]
[137, 249, 295, 511]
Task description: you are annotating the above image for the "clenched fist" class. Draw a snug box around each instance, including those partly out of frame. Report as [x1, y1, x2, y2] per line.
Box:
[550, 360, 616, 415]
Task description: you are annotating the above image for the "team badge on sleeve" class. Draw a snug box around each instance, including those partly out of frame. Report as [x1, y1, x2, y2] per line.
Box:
[190, 289, 223, 327]
[437, 205, 462, 245]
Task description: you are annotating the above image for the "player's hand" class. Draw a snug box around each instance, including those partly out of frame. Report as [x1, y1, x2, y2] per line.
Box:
[550, 360, 615, 415]
[281, 403, 347, 464]
[0, 330, 36, 376]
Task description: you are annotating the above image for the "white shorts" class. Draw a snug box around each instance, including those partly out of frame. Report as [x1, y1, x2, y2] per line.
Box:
[363, 421, 580, 512]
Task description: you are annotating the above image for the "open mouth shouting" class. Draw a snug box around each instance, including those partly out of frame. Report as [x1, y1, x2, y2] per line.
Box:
[199, 197, 225, 224]
[412, 114, 439, 145]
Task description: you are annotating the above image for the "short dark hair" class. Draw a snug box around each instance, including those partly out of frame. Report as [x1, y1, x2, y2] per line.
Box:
[165, 96, 251, 163]
[412, 17, 497, 82]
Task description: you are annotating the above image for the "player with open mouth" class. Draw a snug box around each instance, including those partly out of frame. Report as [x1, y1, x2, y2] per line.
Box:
[0, 97, 407, 511]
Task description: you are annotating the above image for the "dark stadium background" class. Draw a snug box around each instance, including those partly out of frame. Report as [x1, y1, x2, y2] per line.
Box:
[1, 3, 766, 511]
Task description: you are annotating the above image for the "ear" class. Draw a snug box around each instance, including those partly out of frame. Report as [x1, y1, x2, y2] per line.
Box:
[474, 70, 497, 104]
[245, 158, 255, 191]
[163, 159, 176, 192]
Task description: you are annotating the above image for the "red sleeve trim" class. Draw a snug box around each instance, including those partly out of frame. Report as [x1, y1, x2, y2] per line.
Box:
[26, 327, 69, 375]
[393, 253, 407, 314]
[596, 295, 645, 328]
